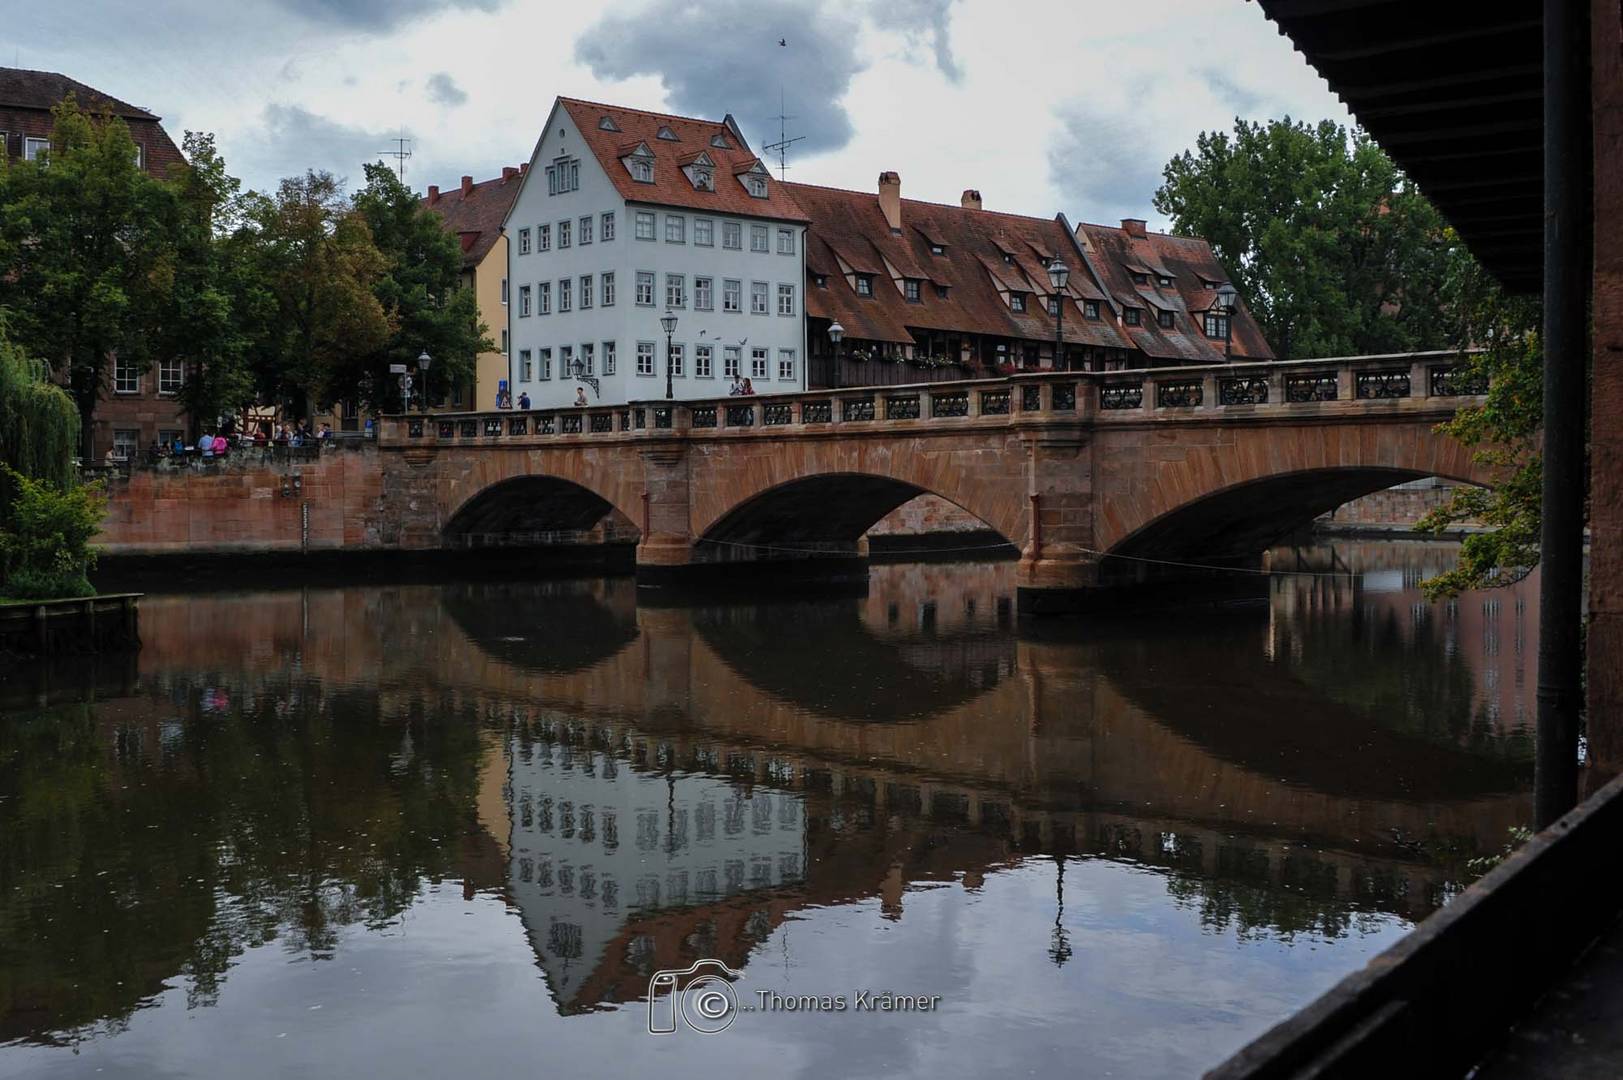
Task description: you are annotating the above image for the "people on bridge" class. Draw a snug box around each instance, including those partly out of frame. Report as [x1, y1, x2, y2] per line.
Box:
[575, 387, 588, 407]
[518, 391, 531, 410]
[728, 376, 744, 396]
[741, 377, 755, 396]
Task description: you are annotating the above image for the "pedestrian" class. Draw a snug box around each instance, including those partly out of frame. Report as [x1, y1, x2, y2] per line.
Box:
[729, 375, 744, 396]
[742, 377, 755, 396]
[518, 391, 531, 410]
[575, 387, 588, 407]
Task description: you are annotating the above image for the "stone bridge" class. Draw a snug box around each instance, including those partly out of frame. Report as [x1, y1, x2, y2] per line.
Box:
[376, 351, 1492, 610]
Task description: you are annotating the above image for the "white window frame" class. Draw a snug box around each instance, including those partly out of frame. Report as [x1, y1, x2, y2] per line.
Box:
[540, 347, 553, 380]
[603, 272, 616, 307]
[723, 222, 742, 250]
[636, 271, 655, 306]
[694, 276, 713, 311]
[539, 223, 551, 251]
[777, 283, 795, 317]
[518, 227, 531, 255]
[559, 219, 571, 248]
[559, 277, 572, 312]
[723, 279, 742, 313]
[580, 274, 593, 310]
[669, 342, 684, 377]
[603, 341, 617, 375]
[666, 273, 685, 309]
[601, 212, 615, 241]
[635, 212, 656, 241]
[114, 354, 140, 394]
[777, 349, 796, 381]
[750, 281, 769, 315]
[539, 281, 551, 315]
[581, 342, 594, 374]
[724, 346, 741, 378]
[518, 284, 532, 316]
[665, 214, 685, 243]
[23, 136, 48, 161]
[777, 228, 795, 255]
[750, 224, 769, 253]
[694, 218, 714, 246]
[158, 357, 184, 395]
[750, 347, 768, 378]
[636, 341, 656, 376]
[695, 344, 713, 378]
[520, 349, 533, 381]
[579, 215, 593, 245]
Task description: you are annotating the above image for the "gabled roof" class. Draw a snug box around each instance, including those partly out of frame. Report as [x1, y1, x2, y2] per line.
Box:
[425, 170, 525, 269]
[557, 98, 807, 222]
[0, 67, 160, 120]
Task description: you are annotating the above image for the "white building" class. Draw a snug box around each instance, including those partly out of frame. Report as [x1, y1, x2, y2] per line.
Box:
[504, 98, 809, 408]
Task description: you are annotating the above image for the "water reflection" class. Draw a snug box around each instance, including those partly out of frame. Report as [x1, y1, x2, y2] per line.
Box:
[0, 542, 1534, 1077]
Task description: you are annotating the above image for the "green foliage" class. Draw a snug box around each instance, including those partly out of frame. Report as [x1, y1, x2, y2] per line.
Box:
[1467, 825, 1535, 876]
[0, 97, 177, 454]
[1154, 117, 1455, 358]
[350, 162, 491, 412]
[0, 323, 81, 511]
[0, 464, 105, 600]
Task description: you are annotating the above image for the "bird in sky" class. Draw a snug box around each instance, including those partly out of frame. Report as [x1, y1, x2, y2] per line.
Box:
[779, 38, 787, 47]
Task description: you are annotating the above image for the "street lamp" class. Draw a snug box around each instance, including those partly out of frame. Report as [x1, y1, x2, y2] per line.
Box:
[416, 350, 430, 412]
[660, 310, 678, 400]
[1215, 282, 1238, 360]
[827, 320, 844, 389]
[1047, 259, 1070, 370]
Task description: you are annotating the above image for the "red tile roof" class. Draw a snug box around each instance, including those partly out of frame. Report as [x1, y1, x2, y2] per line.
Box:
[558, 98, 808, 222]
[424, 170, 525, 269]
[0, 67, 159, 119]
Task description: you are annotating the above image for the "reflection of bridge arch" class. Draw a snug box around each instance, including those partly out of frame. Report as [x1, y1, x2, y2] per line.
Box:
[439, 580, 641, 675]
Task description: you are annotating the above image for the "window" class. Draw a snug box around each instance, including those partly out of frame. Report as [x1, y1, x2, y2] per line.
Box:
[669, 343, 684, 376]
[112, 429, 139, 460]
[691, 165, 714, 191]
[1084, 300, 1100, 320]
[158, 357, 184, 395]
[559, 277, 572, 312]
[545, 156, 579, 194]
[1131, 271, 1149, 285]
[904, 279, 921, 303]
[580, 274, 593, 309]
[745, 175, 766, 198]
[666, 215, 685, 243]
[539, 281, 552, 314]
[501, 278, 509, 305]
[630, 157, 653, 183]
[581, 342, 594, 374]
[635, 211, 656, 240]
[518, 227, 531, 255]
[711, 132, 732, 149]
[133, 144, 144, 171]
[1157, 274, 1173, 287]
[724, 346, 741, 378]
[602, 272, 616, 306]
[1010, 292, 1026, 312]
[723, 279, 742, 313]
[694, 218, 714, 246]
[520, 350, 533, 381]
[750, 281, 769, 315]
[603, 341, 616, 375]
[1157, 309, 1175, 329]
[636, 272, 655, 306]
[539, 348, 552, 380]
[559, 219, 571, 248]
[657, 125, 678, 141]
[573, 216, 588, 246]
[777, 283, 795, 316]
[501, 328, 509, 353]
[560, 345, 573, 376]
[1124, 307, 1142, 326]
[23, 137, 48, 161]
[599, 115, 619, 131]
[723, 222, 742, 249]
[777, 228, 795, 254]
[1047, 296, 1060, 316]
[813, 273, 828, 288]
[601, 212, 615, 241]
[1203, 312, 1230, 339]
[637, 342, 656, 375]
[934, 283, 950, 298]
[929, 243, 945, 256]
[694, 276, 713, 310]
[519, 284, 532, 316]
[539, 223, 551, 251]
[751, 347, 768, 378]
[114, 354, 140, 394]
[666, 273, 685, 309]
[750, 224, 769, 253]
[158, 429, 183, 448]
[777, 349, 796, 381]
[855, 275, 874, 297]
[695, 345, 713, 377]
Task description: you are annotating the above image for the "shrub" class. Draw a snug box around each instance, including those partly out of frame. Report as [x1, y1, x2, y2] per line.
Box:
[0, 465, 105, 600]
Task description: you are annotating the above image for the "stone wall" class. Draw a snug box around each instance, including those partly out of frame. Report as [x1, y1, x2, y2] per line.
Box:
[1315, 479, 1479, 530]
[866, 494, 992, 536]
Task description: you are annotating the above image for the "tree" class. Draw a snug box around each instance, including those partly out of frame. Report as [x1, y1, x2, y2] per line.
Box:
[0, 465, 105, 600]
[351, 162, 489, 412]
[0, 97, 176, 456]
[1154, 118, 1455, 359]
[238, 171, 391, 417]
[0, 322, 80, 501]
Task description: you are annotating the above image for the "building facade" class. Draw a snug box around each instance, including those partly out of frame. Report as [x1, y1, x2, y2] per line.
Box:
[1, 67, 188, 459]
[505, 98, 809, 409]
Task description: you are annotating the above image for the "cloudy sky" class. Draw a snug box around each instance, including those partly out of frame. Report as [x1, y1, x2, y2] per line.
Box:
[13, 0, 1351, 228]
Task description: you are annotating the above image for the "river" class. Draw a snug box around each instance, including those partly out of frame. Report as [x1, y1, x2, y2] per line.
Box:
[0, 541, 1536, 1079]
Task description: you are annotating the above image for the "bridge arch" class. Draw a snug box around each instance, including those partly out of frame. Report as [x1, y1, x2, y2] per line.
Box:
[437, 450, 643, 544]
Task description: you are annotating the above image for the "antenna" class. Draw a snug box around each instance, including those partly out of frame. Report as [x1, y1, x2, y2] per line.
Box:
[763, 85, 804, 181]
[379, 131, 413, 182]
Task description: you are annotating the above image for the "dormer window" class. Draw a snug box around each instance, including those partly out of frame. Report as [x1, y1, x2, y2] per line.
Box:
[1157, 309, 1175, 328]
[813, 273, 828, 288]
[1124, 307, 1142, 326]
[598, 116, 619, 131]
[1131, 271, 1149, 285]
[855, 274, 874, 297]
[934, 283, 950, 299]
[682, 151, 717, 192]
[710, 132, 732, 149]
[1010, 292, 1026, 312]
[904, 279, 921, 303]
[746, 175, 766, 197]
[631, 159, 652, 182]
[1047, 296, 1060, 316]
[1001, 253, 1014, 265]
[657, 125, 679, 141]
[1157, 274, 1173, 287]
[1083, 300, 1100, 320]
[929, 243, 945, 256]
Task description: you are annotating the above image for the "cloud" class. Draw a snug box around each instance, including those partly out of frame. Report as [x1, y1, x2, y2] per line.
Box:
[1199, 68, 1266, 117]
[270, 0, 501, 32]
[870, 0, 962, 83]
[426, 72, 468, 106]
[574, 0, 864, 155]
[244, 104, 403, 188]
[1048, 100, 1170, 225]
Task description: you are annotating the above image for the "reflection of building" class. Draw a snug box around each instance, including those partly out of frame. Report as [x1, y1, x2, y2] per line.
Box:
[505, 727, 805, 1012]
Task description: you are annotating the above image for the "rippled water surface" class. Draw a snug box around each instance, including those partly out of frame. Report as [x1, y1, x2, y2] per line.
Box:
[0, 542, 1537, 1079]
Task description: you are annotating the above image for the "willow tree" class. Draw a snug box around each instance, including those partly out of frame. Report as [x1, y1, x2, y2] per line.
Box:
[0, 325, 80, 502]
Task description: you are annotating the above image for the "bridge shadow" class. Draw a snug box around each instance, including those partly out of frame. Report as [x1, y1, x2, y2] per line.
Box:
[439, 579, 641, 675]
[443, 475, 639, 545]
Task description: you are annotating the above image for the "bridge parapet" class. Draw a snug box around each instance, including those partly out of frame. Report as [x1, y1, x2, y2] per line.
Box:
[377, 350, 1484, 450]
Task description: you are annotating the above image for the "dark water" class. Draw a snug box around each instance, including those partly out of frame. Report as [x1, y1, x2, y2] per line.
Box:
[0, 542, 1536, 1079]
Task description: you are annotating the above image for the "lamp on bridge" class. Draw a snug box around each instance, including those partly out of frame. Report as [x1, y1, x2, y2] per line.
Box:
[661, 310, 678, 400]
[568, 354, 600, 399]
[1215, 282, 1238, 360]
[416, 350, 431, 411]
[1047, 259, 1070, 371]
[827, 320, 844, 389]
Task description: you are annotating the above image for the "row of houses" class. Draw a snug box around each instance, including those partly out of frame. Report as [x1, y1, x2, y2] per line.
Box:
[435, 95, 1271, 411]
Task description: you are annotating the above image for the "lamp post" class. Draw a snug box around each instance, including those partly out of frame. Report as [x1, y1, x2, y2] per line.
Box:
[415, 350, 430, 412]
[827, 320, 844, 389]
[1215, 282, 1238, 360]
[660, 310, 678, 400]
[1047, 259, 1069, 370]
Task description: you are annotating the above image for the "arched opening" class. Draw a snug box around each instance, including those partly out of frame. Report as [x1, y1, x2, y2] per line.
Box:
[440, 580, 640, 674]
[1105, 468, 1485, 586]
[444, 476, 640, 548]
[696, 473, 1012, 564]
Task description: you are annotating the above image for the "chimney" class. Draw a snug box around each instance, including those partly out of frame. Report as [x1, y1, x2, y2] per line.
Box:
[1121, 217, 1147, 239]
[519, 162, 529, 174]
[427, 185, 440, 205]
[878, 171, 902, 233]
[961, 189, 982, 211]
[502, 166, 518, 182]
[461, 174, 474, 196]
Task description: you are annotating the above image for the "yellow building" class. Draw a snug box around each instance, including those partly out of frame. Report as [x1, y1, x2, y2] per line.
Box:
[426, 167, 525, 410]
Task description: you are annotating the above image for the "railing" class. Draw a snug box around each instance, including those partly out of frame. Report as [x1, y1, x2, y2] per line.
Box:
[378, 351, 1485, 447]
